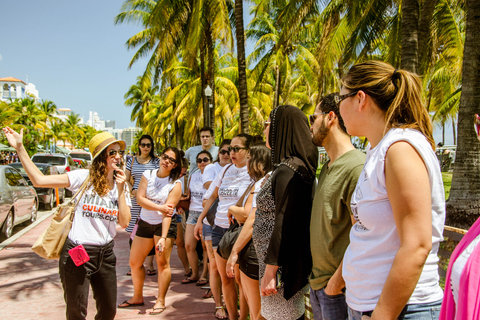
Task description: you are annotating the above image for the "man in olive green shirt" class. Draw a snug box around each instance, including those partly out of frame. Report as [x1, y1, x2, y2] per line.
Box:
[308, 93, 366, 320]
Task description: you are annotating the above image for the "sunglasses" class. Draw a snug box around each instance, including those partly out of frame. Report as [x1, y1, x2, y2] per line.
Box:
[139, 143, 152, 148]
[334, 91, 359, 106]
[264, 121, 271, 130]
[161, 154, 176, 164]
[196, 157, 211, 164]
[309, 112, 329, 125]
[228, 146, 248, 153]
[219, 149, 230, 155]
[108, 149, 125, 157]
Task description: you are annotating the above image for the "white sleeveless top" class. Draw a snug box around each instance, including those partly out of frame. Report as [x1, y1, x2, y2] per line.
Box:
[343, 128, 445, 311]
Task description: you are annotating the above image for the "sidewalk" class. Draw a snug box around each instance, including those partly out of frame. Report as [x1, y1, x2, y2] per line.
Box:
[0, 215, 216, 319]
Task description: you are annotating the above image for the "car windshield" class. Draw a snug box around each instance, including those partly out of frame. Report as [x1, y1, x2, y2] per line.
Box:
[32, 155, 65, 166]
[70, 153, 91, 161]
[10, 164, 27, 174]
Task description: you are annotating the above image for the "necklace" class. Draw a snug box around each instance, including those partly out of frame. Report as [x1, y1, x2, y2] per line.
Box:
[136, 156, 152, 164]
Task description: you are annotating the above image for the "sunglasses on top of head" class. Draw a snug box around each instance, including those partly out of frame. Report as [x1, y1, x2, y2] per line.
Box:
[108, 150, 125, 157]
[196, 157, 211, 164]
[161, 154, 176, 164]
[228, 146, 248, 153]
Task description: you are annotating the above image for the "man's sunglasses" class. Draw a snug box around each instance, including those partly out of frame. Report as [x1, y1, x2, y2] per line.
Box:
[108, 150, 125, 157]
[139, 143, 152, 148]
[219, 149, 230, 155]
[196, 157, 211, 164]
[334, 91, 359, 106]
[161, 154, 176, 164]
[228, 146, 248, 153]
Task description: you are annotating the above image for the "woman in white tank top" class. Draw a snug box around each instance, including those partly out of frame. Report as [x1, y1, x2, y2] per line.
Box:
[338, 61, 445, 320]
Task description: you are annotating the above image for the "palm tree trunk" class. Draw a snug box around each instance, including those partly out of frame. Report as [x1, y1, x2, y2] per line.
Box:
[235, 0, 249, 134]
[446, 0, 480, 228]
[401, 0, 419, 73]
[200, 47, 208, 127]
[206, 24, 215, 130]
[452, 118, 456, 145]
[418, 0, 438, 75]
[274, 65, 281, 109]
[442, 122, 445, 144]
[171, 81, 181, 150]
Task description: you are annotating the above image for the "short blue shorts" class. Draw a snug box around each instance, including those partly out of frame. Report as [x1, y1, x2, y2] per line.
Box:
[202, 222, 213, 241]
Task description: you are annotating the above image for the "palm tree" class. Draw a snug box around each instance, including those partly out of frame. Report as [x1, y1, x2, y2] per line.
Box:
[65, 113, 85, 149]
[235, 0, 249, 133]
[446, 0, 480, 228]
[124, 76, 160, 128]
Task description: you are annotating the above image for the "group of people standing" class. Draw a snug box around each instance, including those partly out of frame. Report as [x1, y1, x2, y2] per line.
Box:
[2, 59, 478, 320]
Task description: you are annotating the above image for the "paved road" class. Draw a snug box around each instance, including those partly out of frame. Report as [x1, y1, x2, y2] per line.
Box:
[0, 206, 217, 319]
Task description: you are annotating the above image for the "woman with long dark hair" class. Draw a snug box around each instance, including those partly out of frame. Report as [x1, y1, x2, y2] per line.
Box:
[194, 134, 254, 320]
[254, 105, 318, 319]
[3, 128, 131, 320]
[125, 134, 159, 275]
[226, 142, 273, 320]
[119, 147, 182, 315]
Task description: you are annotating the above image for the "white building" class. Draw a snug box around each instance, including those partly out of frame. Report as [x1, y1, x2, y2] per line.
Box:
[0, 77, 40, 102]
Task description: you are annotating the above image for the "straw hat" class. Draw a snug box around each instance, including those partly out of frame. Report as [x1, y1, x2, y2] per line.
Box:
[89, 132, 126, 160]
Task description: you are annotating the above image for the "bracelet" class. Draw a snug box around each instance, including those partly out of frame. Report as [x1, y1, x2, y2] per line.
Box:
[161, 236, 166, 240]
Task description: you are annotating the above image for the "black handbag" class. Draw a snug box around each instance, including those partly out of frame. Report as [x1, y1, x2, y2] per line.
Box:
[216, 181, 255, 259]
[217, 220, 242, 259]
[206, 198, 219, 227]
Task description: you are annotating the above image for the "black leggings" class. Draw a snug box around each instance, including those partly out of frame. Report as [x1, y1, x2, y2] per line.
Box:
[59, 238, 117, 320]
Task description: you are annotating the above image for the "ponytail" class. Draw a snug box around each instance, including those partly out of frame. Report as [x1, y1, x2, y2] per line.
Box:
[342, 61, 435, 149]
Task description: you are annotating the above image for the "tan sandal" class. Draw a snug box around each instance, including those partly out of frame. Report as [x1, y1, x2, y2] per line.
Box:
[215, 306, 228, 319]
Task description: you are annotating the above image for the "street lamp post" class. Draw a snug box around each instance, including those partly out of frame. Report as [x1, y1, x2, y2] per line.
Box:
[204, 85, 212, 127]
[167, 124, 172, 146]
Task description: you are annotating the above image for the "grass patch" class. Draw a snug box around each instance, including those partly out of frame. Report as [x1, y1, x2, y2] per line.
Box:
[443, 172, 452, 199]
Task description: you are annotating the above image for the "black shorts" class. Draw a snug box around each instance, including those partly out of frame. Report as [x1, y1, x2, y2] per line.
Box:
[135, 219, 177, 239]
[238, 239, 259, 280]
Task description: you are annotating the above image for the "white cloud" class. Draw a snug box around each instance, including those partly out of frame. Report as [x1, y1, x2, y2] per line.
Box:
[0, 54, 3, 61]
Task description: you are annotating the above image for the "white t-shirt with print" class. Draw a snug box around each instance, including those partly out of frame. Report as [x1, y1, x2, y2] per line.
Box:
[67, 169, 132, 246]
[139, 169, 181, 225]
[202, 162, 223, 185]
[252, 174, 270, 208]
[213, 164, 252, 228]
[189, 170, 205, 212]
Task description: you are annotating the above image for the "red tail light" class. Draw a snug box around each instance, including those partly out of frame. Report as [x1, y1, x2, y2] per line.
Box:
[65, 166, 71, 172]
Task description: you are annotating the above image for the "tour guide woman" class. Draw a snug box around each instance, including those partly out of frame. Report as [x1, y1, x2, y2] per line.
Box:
[3, 127, 131, 320]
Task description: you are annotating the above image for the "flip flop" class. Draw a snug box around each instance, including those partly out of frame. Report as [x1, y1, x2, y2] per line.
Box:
[146, 269, 157, 276]
[196, 278, 208, 286]
[126, 270, 131, 276]
[149, 306, 166, 315]
[184, 268, 192, 277]
[203, 288, 213, 299]
[181, 278, 198, 284]
[118, 300, 145, 308]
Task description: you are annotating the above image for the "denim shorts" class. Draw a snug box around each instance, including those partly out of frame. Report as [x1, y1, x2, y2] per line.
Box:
[348, 299, 442, 320]
[175, 214, 182, 223]
[203, 222, 213, 241]
[310, 287, 347, 320]
[186, 210, 201, 225]
[211, 225, 228, 249]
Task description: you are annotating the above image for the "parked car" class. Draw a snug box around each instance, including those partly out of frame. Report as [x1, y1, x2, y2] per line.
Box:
[72, 158, 88, 169]
[0, 165, 38, 240]
[9, 163, 65, 210]
[69, 151, 92, 165]
[31, 153, 76, 197]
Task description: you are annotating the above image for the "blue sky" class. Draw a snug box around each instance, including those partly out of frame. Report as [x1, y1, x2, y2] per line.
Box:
[0, 0, 454, 144]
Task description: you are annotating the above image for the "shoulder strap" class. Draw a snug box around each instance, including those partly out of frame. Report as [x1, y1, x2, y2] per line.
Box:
[221, 164, 233, 180]
[71, 174, 90, 206]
